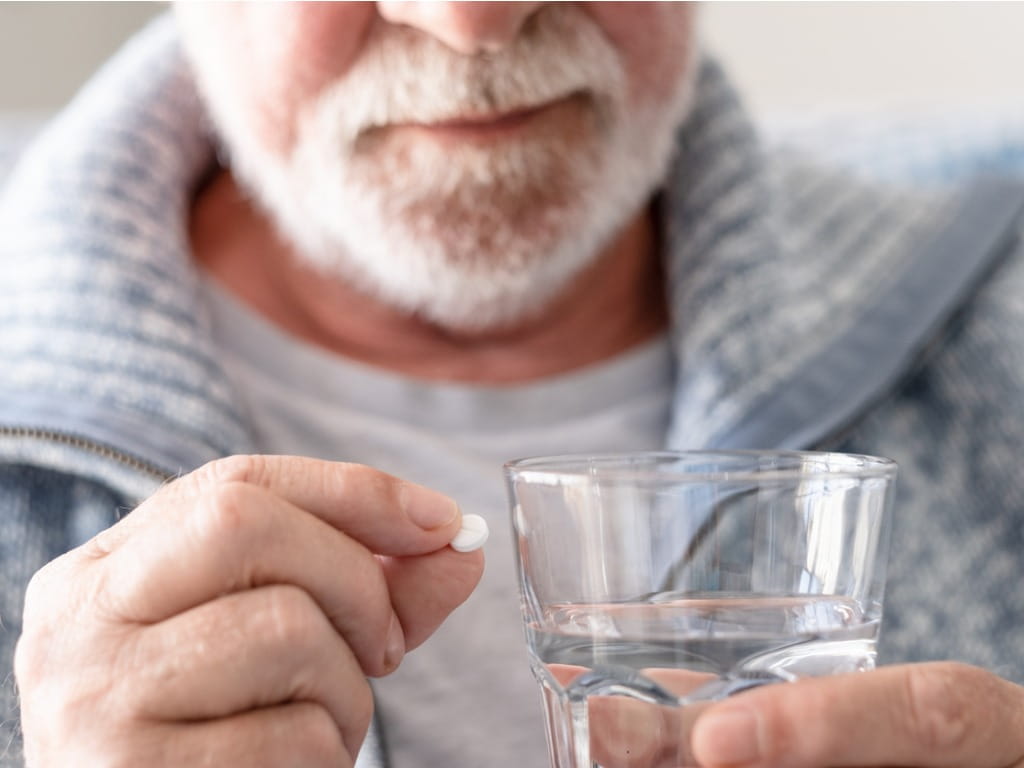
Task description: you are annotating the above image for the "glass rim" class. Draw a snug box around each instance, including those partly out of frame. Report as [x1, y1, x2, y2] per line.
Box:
[503, 449, 898, 484]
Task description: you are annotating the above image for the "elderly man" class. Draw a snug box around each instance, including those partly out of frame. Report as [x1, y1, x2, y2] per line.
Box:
[2, 3, 1024, 767]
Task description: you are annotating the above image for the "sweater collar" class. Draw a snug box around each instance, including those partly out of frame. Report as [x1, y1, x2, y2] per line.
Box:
[0, 16, 247, 482]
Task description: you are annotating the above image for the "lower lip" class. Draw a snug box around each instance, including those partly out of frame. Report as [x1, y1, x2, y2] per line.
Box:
[388, 95, 582, 142]
[427, 104, 550, 132]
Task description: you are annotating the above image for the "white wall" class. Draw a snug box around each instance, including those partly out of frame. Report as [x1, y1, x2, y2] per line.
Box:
[0, 2, 163, 111]
[700, 2, 1024, 116]
[1, 2, 1022, 115]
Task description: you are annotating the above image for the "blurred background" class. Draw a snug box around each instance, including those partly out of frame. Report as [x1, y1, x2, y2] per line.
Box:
[703, 1, 1024, 116]
[0, 2, 1022, 118]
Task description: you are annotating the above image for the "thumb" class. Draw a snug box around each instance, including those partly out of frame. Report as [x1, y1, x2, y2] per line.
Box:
[379, 547, 485, 656]
[692, 662, 1024, 768]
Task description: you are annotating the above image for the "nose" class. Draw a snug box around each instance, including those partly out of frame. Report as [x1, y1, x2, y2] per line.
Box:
[377, 2, 544, 54]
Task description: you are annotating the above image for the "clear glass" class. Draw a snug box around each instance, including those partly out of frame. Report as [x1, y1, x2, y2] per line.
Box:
[505, 450, 897, 768]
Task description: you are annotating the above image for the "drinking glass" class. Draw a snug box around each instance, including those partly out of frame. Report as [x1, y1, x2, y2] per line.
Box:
[505, 450, 897, 768]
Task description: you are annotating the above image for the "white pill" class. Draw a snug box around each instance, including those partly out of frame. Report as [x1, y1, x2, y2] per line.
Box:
[450, 514, 489, 553]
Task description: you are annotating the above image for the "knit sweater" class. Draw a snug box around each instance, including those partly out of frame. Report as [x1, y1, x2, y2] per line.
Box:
[2, 16, 1024, 767]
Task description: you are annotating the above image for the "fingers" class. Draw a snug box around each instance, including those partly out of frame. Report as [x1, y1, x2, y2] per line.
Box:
[90, 454, 463, 558]
[26, 453, 485, 682]
[142, 703, 352, 768]
[70, 455, 480, 676]
[380, 544, 485, 651]
[95, 481, 403, 675]
[691, 662, 1024, 768]
[126, 585, 374, 758]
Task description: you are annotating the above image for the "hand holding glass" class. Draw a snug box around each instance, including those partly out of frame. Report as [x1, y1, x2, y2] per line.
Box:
[506, 451, 896, 768]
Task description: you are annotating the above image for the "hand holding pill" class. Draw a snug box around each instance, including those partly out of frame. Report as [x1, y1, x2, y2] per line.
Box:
[17, 456, 485, 767]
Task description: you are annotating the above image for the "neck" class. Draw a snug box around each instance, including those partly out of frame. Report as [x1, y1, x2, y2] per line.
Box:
[190, 171, 668, 384]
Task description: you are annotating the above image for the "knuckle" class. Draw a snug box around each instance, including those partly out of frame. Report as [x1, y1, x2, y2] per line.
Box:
[292, 703, 348, 763]
[261, 585, 328, 650]
[21, 564, 54, 627]
[17, 560, 74, 677]
[193, 481, 260, 544]
[903, 662, 975, 755]
[13, 632, 47, 689]
[337, 461, 396, 501]
[202, 454, 272, 488]
[22, 552, 80, 615]
[80, 520, 125, 561]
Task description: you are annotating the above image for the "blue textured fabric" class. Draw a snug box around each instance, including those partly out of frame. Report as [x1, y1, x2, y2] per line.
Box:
[765, 107, 1024, 185]
[2, 13, 1024, 768]
[0, 467, 125, 762]
[0, 19, 252, 487]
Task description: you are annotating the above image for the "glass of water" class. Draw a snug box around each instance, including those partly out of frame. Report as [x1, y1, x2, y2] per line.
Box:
[505, 450, 896, 768]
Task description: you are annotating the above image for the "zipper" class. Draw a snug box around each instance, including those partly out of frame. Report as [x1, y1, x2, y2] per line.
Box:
[0, 425, 173, 484]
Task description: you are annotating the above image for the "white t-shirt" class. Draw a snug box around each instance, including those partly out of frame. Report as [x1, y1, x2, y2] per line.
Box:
[202, 277, 674, 768]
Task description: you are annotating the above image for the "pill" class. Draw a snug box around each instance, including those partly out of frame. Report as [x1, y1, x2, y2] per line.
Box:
[450, 514, 489, 552]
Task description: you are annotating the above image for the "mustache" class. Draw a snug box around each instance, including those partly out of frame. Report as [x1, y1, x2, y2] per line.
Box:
[310, 4, 625, 141]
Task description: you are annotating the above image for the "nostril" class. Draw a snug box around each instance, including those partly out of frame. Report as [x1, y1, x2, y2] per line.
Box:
[377, 1, 544, 56]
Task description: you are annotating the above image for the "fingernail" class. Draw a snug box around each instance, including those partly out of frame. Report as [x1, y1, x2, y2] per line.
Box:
[696, 707, 760, 765]
[400, 483, 459, 530]
[384, 614, 405, 671]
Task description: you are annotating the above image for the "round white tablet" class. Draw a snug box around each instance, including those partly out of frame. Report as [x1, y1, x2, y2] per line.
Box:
[450, 514, 489, 553]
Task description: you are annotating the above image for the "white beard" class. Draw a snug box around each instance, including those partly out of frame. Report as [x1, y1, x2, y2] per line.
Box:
[183, 5, 697, 332]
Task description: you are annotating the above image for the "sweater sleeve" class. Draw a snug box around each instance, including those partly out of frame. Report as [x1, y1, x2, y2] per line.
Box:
[0, 463, 126, 767]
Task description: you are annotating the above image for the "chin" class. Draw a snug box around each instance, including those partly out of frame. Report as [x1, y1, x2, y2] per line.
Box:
[298, 189, 611, 334]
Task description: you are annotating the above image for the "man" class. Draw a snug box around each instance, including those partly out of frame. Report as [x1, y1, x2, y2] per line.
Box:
[2, 3, 1024, 766]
